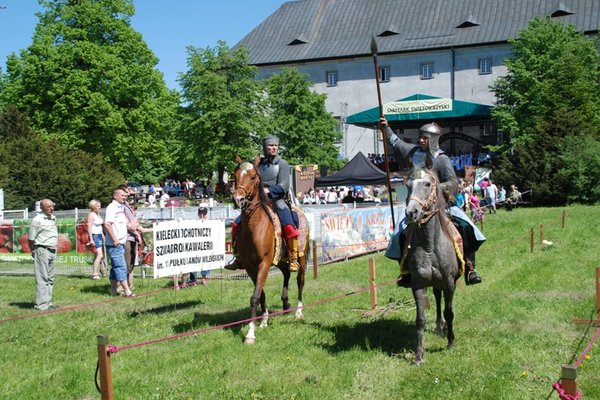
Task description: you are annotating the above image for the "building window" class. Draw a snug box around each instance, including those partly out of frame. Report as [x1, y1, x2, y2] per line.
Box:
[379, 66, 391, 82]
[326, 71, 338, 87]
[479, 58, 492, 74]
[334, 116, 343, 144]
[480, 123, 497, 137]
[420, 62, 433, 79]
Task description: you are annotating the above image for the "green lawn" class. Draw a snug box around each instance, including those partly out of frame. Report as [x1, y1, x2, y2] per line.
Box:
[0, 205, 598, 399]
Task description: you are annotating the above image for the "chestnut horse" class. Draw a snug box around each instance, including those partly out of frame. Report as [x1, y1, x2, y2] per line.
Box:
[232, 155, 309, 344]
[403, 165, 462, 364]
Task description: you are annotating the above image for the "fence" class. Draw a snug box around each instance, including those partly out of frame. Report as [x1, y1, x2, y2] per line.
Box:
[0, 202, 397, 277]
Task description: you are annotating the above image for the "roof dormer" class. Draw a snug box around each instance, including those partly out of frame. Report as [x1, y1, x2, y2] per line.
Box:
[550, 1, 574, 17]
[377, 26, 400, 37]
[456, 14, 480, 28]
[288, 34, 308, 46]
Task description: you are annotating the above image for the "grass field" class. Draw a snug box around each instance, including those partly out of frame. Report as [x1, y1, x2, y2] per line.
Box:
[1, 205, 599, 399]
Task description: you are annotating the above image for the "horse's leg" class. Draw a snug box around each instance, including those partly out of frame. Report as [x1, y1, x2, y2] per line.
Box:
[245, 280, 259, 345]
[412, 287, 427, 365]
[433, 288, 444, 336]
[280, 263, 291, 312]
[259, 288, 269, 329]
[245, 262, 270, 344]
[295, 253, 306, 319]
[443, 288, 455, 350]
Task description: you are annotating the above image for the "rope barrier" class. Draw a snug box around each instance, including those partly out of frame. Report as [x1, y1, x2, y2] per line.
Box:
[106, 277, 399, 353]
[573, 327, 600, 368]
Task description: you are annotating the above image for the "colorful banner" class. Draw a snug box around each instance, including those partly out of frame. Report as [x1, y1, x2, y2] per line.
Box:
[152, 219, 226, 278]
[0, 218, 93, 265]
[320, 207, 394, 262]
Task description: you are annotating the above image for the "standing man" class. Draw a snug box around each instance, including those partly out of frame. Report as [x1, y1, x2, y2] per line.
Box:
[381, 117, 484, 286]
[484, 179, 498, 214]
[105, 187, 135, 297]
[28, 199, 58, 311]
[226, 135, 301, 272]
[118, 185, 152, 291]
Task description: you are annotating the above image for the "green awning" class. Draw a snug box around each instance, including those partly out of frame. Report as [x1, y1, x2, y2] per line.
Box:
[346, 94, 492, 128]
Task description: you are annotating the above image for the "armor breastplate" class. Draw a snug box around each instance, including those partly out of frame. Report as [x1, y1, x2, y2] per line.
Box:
[412, 148, 441, 167]
[259, 157, 280, 186]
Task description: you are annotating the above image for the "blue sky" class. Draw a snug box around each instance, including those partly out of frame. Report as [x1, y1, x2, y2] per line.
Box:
[0, 0, 287, 89]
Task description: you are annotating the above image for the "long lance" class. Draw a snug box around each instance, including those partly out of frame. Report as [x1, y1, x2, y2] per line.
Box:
[371, 36, 396, 228]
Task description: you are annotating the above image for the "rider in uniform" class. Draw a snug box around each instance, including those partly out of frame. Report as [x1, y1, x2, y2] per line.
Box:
[225, 135, 301, 272]
[381, 117, 484, 287]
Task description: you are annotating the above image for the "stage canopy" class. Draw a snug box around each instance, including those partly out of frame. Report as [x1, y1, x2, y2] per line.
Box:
[346, 93, 492, 129]
[315, 151, 387, 187]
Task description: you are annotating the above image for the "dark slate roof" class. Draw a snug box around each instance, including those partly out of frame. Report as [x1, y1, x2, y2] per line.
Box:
[236, 0, 600, 66]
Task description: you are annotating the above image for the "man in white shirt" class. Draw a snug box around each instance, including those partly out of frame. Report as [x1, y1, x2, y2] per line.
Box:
[105, 187, 135, 297]
[28, 199, 58, 310]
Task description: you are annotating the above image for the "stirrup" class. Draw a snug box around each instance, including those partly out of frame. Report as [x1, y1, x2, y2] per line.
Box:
[288, 260, 300, 272]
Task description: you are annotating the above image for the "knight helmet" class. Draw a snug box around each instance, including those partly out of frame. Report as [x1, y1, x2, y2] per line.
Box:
[262, 135, 280, 155]
[419, 122, 443, 157]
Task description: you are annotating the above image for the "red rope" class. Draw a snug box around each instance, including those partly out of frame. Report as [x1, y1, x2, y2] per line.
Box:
[552, 382, 582, 400]
[0, 286, 172, 324]
[573, 327, 600, 367]
[106, 278, 398, 354]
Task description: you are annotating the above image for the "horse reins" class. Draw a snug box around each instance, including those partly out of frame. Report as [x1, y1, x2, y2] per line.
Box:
[235, 173, 263, 215]
[408, 171, 439, 225]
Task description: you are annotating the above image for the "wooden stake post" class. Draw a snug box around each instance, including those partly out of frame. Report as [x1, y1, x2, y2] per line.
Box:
[559, 267, 600, 396]
[369, 258, 377, 310]
[530, 228, 534, 253]
[96, 335, 114, 400]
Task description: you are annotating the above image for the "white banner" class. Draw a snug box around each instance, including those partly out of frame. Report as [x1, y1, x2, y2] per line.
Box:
[383, 98, 452, 114]
[152, 219, 226, 278]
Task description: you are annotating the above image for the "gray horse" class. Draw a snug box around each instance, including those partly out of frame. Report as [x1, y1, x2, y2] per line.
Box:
[403, 165, 461, 365]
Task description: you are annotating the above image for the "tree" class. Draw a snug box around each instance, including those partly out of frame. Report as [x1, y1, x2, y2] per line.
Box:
[490, 17, 600, 204]
[2, 0, 180, 182]
[178, 42, 266, 185]
[264, 67, 343, 169]
[0, 106, 124, 210]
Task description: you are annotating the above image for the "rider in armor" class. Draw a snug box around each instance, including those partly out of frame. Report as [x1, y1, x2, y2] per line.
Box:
[225, 135, 301, 272]
[381, 117, 484, 287]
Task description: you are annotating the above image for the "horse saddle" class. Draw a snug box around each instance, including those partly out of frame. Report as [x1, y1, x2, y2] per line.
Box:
[265, 205, 308, 267]
[400, 220, 465, 275]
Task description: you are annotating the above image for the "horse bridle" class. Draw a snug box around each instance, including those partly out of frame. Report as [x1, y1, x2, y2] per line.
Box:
[235, 169, 262, 214]
[408, 170, 439, 225]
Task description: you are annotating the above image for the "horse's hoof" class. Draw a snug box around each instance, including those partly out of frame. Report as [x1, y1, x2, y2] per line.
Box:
[295, 310, 303, 319]
[412, 358, 424, 366]
[244, 337, 256, 345]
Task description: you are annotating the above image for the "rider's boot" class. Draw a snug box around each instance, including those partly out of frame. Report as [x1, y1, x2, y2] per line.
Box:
[397, 274, 412, 288]
[284, 224, 300, 272]
[397, 259, 411, 287]
[464, 253, 482, 285]
[224, 222, 242, 271]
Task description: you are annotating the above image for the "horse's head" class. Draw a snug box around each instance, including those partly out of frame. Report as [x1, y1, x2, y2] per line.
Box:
[405, 167, 440, 224]
[232, 155, 262, 209]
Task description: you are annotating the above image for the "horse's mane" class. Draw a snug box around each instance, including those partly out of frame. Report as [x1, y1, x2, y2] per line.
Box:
[411, 166, 454, 239]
